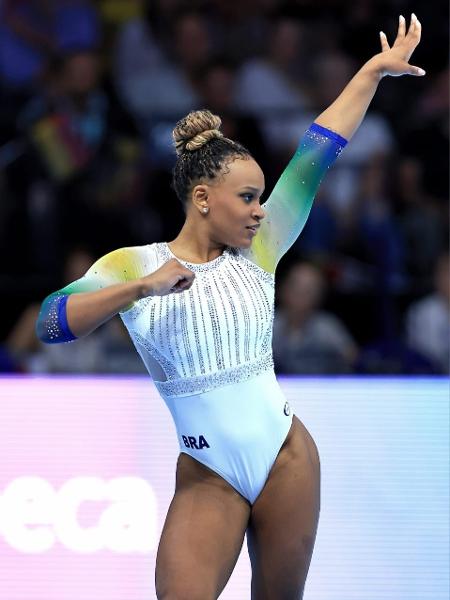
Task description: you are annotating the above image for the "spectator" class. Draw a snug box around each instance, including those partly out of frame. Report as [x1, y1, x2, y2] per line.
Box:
[394, 157, 445, 292]
[403, 67, 449, 205]
[0, 0, 99, 91]
[18, 49, 109, 181]
[7, 48, 148, 272]
[405, 253, 450, 374]
[272, 261, 358, 374]
[195, 59, 270, 174]
[234, 15, 310, 120]
[114, 9, 213, 120]
[207, 0, 272, 63]
[114, 9, 215, 168]
[264, 51, 395, 216]
[0, 4, 447, 378]
[339, 155, 405, 292]
[113, 10, 182, 119]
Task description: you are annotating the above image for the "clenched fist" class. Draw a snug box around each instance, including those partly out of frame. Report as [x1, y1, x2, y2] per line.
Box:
[139, 259, 195, 297]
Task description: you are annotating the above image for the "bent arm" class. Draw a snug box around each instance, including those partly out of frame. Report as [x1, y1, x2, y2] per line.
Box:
[36, 281, 144, 343]
[36, 246, 154, 343]
[245, 124, 347, 274]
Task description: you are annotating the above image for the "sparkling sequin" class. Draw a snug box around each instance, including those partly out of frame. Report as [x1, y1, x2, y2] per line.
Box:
[125, 296, 153, 320]
[37, 124, 346, 401]
[131, 330, 179, 380]
[37, 294, 76, 343]
[154, 352, 274, 398]
[120, 242, 277, 398]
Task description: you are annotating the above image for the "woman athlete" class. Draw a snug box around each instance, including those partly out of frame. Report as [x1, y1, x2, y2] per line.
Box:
[37, 15, 423, 600]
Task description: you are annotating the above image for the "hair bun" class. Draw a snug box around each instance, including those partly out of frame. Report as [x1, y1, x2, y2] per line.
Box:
[173, 109, 223, 156]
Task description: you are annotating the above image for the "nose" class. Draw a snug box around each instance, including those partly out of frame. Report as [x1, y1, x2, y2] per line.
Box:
[253, 203, 266, 221]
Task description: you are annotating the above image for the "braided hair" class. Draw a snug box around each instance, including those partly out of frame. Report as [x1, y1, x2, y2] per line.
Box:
[172, 109, 252, 212]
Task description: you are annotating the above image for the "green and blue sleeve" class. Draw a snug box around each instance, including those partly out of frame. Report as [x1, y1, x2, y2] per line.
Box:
[37, 124, 346, 342]
[36, 246, 151, 343]
[243, 122, 347, 274]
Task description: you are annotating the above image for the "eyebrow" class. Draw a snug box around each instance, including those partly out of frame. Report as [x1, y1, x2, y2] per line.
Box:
[241, 186, 265, 194]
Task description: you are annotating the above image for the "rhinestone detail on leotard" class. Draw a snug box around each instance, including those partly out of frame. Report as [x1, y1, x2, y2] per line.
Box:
[119, 242, 276, 398]
[154, 352, 274, 398]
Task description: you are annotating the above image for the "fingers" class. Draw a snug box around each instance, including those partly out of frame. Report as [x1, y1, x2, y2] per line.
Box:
[407, 13, 421, 42]
[392, 13, 421, 48]
[405, 13, 421, 61]
[408, 13, 417, 35]
[171, 275, 195, 293]
[412, 13, 421, 44]
[178, 280, 194, 291]
[171, 284, 188, 293]
[397, 14, 406, 39]
[379, 31, 390, 52]
[408, 65, 426, 76]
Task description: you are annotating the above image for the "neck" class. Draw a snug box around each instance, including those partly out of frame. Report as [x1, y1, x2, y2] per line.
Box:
[169, 219, 225, 263]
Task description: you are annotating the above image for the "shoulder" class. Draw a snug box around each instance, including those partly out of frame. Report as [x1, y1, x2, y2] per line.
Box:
[231, 246, 276, 282]
[86, 244, 159, 281]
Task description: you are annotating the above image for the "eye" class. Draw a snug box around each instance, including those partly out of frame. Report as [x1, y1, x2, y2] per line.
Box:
[240, 192, 264, 204]
[240, 193, 254, 202]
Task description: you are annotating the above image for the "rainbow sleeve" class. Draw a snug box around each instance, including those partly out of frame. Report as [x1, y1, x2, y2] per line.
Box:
[243, 123, 347, 274]
[36, 246, 152, 344]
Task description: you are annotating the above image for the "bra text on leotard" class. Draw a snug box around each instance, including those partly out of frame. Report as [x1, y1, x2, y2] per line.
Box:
[182, 435, 210, 450]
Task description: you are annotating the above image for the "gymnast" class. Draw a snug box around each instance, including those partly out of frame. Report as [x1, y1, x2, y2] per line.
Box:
[37, 15, 424, 599]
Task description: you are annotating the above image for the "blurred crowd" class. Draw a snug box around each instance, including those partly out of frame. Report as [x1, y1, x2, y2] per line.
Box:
[0, 0, 448, 375]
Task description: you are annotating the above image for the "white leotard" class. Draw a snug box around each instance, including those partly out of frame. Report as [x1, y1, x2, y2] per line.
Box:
[36, 123, 347, 502]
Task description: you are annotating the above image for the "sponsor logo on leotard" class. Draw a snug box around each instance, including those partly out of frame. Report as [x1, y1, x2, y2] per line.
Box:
[182, 435, 210, 450]
[284, 402, 291, 416]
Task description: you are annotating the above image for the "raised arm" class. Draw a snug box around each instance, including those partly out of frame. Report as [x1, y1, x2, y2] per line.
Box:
[315, 13, 424, 139]
[243, 14, 424, 274]
[244, 123, 347, 274]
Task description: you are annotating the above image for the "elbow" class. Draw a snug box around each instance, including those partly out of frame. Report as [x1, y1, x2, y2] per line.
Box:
[35, 294, 77, 344]
[35, 314, 60, 344]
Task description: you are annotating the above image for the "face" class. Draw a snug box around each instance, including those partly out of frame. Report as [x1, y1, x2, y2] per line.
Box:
[175, 15, 211, 69]
[270, 19, 303, 67]
[202, 66, 234, 112]
[195, 157, 266, 248]
[280, 264, 324, 315]
[62, 52, 100, 96]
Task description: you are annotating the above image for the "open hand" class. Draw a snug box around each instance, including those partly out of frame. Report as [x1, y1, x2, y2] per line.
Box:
[377, 13, 425, 78]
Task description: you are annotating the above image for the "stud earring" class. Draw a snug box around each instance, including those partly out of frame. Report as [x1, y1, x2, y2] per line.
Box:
[202, 207, 209, 213]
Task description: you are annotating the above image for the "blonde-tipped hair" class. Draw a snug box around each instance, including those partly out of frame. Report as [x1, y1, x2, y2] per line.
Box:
[172, 108, 252, 212]
[173, 109, 224, 156]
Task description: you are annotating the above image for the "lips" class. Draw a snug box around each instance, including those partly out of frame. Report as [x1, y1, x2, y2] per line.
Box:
[246, 225, 259, 233]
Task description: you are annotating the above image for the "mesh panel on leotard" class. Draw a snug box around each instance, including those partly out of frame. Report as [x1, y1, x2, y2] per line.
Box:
[241, 122, 347, 274]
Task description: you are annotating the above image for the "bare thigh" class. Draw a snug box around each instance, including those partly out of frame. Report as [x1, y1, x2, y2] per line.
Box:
[155, 453, 251, 600]
[247, 415, 321, 600]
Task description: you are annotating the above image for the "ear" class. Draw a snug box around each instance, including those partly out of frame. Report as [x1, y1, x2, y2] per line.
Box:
[192, 184, 209, 212]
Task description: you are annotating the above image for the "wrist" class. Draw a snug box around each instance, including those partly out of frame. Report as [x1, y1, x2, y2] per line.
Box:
[136, 277, 153, 299]
[362, 55, 385, 82]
